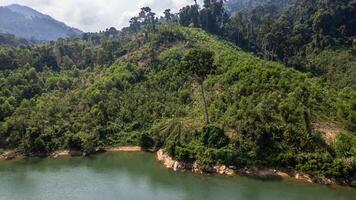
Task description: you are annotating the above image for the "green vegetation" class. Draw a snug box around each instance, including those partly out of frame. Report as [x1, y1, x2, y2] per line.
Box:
[0, 1, 355, 183]
[175, 0, 356, 89]
[181, 48, 217, 124]
[223, 0, 356, 89]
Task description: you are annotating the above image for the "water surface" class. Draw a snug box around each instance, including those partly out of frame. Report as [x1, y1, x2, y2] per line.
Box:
[0, 152, 354, 200]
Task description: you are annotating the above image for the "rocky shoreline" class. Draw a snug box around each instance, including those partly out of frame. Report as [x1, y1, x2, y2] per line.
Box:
[1, 148, 355, 188]
[156, 149, 356, 188]
[0, 150, 21, 161]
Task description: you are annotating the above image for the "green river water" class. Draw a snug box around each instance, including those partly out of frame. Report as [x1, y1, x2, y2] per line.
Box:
[0, 152, 354, 200]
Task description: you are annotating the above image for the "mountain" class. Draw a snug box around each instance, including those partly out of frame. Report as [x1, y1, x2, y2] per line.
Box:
[0, 4, 82, 41]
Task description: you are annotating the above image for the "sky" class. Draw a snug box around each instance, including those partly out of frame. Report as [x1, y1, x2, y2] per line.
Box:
[0, 0, 202, 32]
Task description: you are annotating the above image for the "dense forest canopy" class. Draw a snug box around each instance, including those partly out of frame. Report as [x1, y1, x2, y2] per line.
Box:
[0, 0, 355, 184]
[174, 0, 356, 89]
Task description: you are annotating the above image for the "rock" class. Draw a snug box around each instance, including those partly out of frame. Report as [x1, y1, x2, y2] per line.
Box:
[295, 173, 313, 183]
[257, 169, 276, 178]
[95, 147, 107, 153]
[276, 171, 290, 178]
[214, 165, 236, 176]
[3, 151, 17, 160]
[172, 161, 188, 171]
[155, 149, 337, 186]
[191, 162, 215, 174]
[314, 176, 335, 185]
[192, 162, 202, 173]
[157, 149, 177, 169]
[69, 150, 84, 157]
[350, 181, 356, 187]
[173, 161, 179, 171]
[156, 149, 194, 171]
[51, 150, 70, 158]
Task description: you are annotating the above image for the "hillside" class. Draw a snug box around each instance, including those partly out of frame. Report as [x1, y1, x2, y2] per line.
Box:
[222, 0, 356, 89]
[0, 23, 355, 184]
[0, 4, 82, 41]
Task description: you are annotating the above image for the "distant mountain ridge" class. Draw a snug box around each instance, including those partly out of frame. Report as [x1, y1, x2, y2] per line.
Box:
[0, 4, 82, 41]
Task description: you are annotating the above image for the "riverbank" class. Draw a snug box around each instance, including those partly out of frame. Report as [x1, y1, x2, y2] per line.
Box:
[50, 146, 143, 158]
[1, 147, 355, 188]
[0, 150, 22, 161]
[0, 146, 143, 160]
[156, 149, 356, 188]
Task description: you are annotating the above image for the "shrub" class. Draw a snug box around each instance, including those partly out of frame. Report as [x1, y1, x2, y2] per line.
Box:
[139, 133, 155, 149]
[68, 133, 97, 152]
[201, 125, 229, 148]
[334, 132, 356, 158]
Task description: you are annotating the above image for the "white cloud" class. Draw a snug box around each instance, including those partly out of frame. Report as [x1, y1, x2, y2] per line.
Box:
[0, 0, 202, 32]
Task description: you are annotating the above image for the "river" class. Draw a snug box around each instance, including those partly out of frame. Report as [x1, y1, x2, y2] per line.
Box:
[0, 152, 354, 200]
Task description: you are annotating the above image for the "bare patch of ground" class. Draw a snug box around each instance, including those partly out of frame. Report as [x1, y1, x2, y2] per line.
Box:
[313, 122, 342, 144]
[106, 146, 142, 152]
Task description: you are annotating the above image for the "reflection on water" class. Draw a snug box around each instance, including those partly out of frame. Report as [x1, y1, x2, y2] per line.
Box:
[0, 152, 355, 200]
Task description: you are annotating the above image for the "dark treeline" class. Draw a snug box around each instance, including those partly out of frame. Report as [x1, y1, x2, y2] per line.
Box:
[0, 33, 31, 47]
[224, 0, 356, 88]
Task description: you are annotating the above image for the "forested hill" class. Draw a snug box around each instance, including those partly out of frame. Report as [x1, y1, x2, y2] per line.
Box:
[0, 22, 355, 183]
[0, 1, 355, 185]
[223, 0, 356, 89]
[0, 4, 82, 41]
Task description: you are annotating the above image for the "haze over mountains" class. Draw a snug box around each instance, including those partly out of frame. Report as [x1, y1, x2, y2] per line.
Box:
[0, 4, 82, 41]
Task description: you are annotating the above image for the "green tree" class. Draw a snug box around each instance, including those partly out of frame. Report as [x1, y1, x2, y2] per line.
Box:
[163, 9, 173, 21]
[181, 48, 216, 124]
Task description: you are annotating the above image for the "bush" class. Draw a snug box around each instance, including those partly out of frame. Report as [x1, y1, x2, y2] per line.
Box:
[32, 138, 47, 154]
[326, 158, 353, 178]
[334, 132, 356, 158]
[214, 146, 238, 165]
[195, 147, 216, 165]
[201, 125, 229, 148]
[175, 145, 195, 162]
[68, 133, 97, 152]
[139, 133, 155, 149]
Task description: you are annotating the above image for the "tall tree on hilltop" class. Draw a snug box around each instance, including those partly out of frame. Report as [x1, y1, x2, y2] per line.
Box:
[163, 9, 173, 21]
[181, 48, 217, 124]
[200, 0, 228, 34]
[179, 3, 200, 27]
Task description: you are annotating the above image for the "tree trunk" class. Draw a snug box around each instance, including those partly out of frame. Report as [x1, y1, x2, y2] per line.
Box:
[200, 83, 209, 124]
